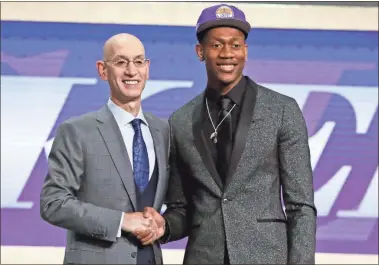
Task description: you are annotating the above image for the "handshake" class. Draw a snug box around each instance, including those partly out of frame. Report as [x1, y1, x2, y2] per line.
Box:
[121, 207, 165, 246]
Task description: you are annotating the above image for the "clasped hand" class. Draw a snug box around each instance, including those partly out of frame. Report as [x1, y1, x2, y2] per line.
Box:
[122, 207, 165, 245]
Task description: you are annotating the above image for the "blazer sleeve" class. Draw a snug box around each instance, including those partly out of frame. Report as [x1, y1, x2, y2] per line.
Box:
[40, 121, 122, 243]
[160, 116, 192, 242]
[278, 98, 318, 264]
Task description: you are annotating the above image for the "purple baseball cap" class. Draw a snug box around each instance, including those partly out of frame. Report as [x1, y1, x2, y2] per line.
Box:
[196, 4, 251, 40]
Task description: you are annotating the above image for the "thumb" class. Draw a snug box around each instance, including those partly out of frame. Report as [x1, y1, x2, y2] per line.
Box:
[143, 207, 153, 218]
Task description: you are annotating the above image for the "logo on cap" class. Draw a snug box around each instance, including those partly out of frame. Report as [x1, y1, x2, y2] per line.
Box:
[215, 5, 234, 19]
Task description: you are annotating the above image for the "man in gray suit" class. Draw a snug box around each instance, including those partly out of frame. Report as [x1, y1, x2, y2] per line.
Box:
[137, 4, 317, 264]
[40, 33, 169, 264]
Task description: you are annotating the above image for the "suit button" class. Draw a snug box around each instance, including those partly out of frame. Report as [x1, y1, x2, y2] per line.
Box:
[131, 252, 137, 258]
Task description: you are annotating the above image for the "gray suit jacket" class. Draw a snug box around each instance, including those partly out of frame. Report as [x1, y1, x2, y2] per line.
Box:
[40, 105, 170, 264]
[163, 77, 317, 264]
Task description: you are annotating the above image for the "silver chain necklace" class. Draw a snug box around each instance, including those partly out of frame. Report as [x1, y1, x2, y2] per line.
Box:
[205, 97, 236, 144]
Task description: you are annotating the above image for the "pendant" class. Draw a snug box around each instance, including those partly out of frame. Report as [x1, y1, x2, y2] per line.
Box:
[210, 131, 218, 144]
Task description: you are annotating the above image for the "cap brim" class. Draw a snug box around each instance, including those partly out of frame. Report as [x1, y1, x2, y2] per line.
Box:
[196, 19, 251, 37]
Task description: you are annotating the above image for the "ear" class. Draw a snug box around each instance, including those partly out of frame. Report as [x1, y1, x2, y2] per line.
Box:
[146, 59, 151, 80]
[96, 60, 107, 80]
[195, 43, 204, 61]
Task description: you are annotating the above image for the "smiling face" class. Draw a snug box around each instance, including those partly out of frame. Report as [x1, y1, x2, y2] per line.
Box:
[96, 34, 150, 104]
[196, 27, 247, 93]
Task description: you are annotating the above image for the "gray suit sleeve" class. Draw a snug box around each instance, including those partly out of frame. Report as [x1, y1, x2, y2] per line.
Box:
[40, 121, 122, 242]
[278, 98, 317, 264]
[161, 116, 191, 242]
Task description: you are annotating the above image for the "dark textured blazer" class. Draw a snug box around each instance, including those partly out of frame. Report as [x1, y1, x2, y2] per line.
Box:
[163, 77, 317, 264]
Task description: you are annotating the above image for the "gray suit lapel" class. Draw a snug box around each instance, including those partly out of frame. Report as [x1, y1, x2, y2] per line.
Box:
[225, 86, 270, 193]
[192, 93, 224, 192]
[144, 114, 167, 210]
[96, 106, 138, 210]
[224, 79, 258, 189]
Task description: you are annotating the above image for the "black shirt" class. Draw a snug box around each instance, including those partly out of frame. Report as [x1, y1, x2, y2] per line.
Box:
[203, 76, 247, 164]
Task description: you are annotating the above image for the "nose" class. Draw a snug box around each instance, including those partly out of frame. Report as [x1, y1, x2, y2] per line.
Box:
[219, 45, 234, 59]
[124, 61, 138, 76]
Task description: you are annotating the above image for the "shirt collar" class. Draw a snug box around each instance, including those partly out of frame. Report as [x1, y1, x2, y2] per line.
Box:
[206, 75, 247, 106]
[107, 98, 148, 127]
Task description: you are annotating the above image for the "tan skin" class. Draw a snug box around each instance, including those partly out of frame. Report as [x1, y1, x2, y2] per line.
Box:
[96, 33, 159, 243]
[134, 27, 249, 246]
[96, 33, 150, 116]
[133, 208, 166, 245]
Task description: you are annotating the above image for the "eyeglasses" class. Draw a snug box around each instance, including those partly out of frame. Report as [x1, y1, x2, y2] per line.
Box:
[105, 58, 149, 68]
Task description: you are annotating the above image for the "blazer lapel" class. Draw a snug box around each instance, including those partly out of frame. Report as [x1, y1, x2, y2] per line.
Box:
[144, 114, 167, 210]
[224, 79, 259, 189]
[193, 93, 224, 191]
[96, 106, 138, 210]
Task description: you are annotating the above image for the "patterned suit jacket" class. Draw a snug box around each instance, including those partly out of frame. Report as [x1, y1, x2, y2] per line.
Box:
[163, 77, 317, 264]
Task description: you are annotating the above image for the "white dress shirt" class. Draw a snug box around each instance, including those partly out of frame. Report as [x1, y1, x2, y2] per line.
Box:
[107, 98, 156, 237]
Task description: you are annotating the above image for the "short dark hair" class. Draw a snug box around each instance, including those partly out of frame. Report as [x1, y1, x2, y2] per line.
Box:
[196, 30, 208, 43]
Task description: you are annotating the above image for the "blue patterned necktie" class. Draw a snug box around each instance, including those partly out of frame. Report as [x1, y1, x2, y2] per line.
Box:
[131, 118, 149, 193]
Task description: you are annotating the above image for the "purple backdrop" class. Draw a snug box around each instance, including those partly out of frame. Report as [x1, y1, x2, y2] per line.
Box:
[1, 21, 378, 254]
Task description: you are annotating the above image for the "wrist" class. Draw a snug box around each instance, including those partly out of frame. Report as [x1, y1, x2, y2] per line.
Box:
[158, 216, 170, 244]
[121, 213, 132, 232]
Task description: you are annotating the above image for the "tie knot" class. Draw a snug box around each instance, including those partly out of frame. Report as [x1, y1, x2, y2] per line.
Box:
[131, 118, 142, 132]
[219, 96, 232, 111]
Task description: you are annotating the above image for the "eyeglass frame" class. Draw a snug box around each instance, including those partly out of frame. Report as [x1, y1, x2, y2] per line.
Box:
[103, 57, 150, 69]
